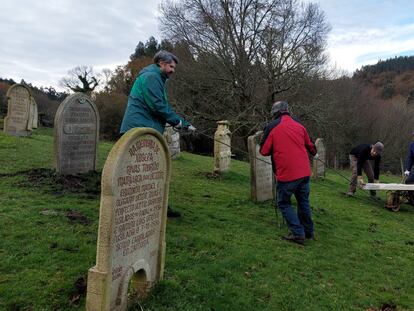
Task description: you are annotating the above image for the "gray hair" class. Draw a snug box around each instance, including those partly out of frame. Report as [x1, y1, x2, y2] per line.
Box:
[373, 141, 384, 155]
[270, 101, 289, 116]
[153, 50, 179, 65]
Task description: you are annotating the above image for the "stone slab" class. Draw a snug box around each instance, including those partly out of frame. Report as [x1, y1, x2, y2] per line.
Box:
[362, 183, 414, 191]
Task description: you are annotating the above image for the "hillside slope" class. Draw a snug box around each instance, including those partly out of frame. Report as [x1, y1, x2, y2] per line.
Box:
[0, 127, 414, 310]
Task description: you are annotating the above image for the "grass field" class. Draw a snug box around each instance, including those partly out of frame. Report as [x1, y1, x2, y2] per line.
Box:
[0, 125, 413, 311]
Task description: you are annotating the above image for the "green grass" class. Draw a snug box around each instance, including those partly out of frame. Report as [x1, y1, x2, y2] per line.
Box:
[1, 126, 414, 310]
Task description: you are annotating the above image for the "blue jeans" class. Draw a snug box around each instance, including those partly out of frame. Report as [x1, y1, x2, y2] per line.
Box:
[276, 176, 313, 237]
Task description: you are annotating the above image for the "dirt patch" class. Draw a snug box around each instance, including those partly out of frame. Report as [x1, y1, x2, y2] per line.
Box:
[69, 276, 87, 306]
[16, 168, 101, 199]
[198, 171, 222, 180]
[66, 210, 91, 225]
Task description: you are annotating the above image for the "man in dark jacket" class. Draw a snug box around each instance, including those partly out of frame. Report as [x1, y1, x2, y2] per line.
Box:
[260, 101, 317, 245]
[346, 142, 384, 196]
[120, 50, 195, 135]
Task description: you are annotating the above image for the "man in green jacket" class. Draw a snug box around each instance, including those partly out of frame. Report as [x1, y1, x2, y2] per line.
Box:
[120, 51, 194, 218]
[120, 50, 195, 134]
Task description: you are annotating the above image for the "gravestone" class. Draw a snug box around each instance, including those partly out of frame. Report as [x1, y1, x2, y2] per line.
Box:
[28, 97, 38, 130]
[3, 84, 33, 136]
[54, 93, 99, 175]
[248, 131, 274, 202]
[163, 126, 180, 159]
[214, 120, 232, 173]
[86, 128, 171, 311]
[312, 138, 326, 178]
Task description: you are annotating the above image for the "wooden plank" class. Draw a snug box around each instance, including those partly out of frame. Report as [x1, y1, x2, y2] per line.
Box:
[362, 183, 414, 191]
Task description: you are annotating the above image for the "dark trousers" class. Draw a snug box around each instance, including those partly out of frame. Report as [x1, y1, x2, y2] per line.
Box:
[276, 176, 313, 237]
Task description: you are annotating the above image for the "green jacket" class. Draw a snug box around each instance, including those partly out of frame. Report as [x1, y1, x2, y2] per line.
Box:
[120, 64, 188, 134]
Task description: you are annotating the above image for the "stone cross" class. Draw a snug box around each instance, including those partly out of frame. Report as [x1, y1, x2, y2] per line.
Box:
[248, 131, 274, 202]
[163, 126, 180, 159]
[54, 93, 100, 175]
[3, 84, 34, 136]
[213, 120, 231, 173]
[86, 128, 171, 311]
[312, 138, 326, 178]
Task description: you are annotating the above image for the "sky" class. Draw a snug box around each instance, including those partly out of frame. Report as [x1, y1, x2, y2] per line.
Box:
[1, 0, 414, 90]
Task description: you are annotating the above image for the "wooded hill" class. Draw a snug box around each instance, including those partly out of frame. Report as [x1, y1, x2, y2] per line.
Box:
[2, 51, 414, 174]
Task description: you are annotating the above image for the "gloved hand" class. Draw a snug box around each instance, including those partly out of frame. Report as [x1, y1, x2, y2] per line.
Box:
[187, 125, 196, 132]
[313, 153, 319, 160]
[357, 176, 365, 187]
[404, 170, 410, 176]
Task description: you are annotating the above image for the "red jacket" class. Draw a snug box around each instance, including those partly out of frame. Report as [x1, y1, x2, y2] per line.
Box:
[260, 114, 316, 182]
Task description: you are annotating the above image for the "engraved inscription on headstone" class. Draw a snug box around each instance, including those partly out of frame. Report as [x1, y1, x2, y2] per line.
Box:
[3, 84, 33, 136]
[248, 131, 274, 202]
[86, 128, 170, 311]
[163, 126, 180, 159]
[54, 93, 99, 175]
[312, 138, 326, 178]
[214, 120, 232, 173]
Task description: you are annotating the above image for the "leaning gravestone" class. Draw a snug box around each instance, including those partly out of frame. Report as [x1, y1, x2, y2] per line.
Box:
[86, 128, 171, 311]
[3, 84, 33, 136]
[163, 126, 180, 159]
[312, 138, 326, 178]
[214, 120, 232, 173]
[54, 93, 99, 175]
[247, 131, 274, 202]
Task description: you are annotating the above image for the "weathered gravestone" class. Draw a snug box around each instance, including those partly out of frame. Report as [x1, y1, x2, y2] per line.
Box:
[312, 138, 326, 178]
[3, 84, 34, 136]
[214, 120, 232, 173]
[54, 93, 99, 175]
[28, 97, 38, 130]
[248, 131, 274, 202]
[163, 126, 180, 159]
[86, 128, 171, 311]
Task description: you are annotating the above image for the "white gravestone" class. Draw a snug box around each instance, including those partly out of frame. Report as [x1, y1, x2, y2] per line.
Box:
[312, 138, 326, 178]
[248, 131, 274, 202]
[86, 128, 171, 311]
[214, 120, 232, 173]
[54, 93, 100, 175]
[163, 126, 180, 159]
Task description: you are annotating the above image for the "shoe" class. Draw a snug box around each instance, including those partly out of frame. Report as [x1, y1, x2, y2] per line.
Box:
[346, 191, 355, 197]
[305, 233, 314, 240]
[167, 206, 181, 218]
[282, 233, 305, 245]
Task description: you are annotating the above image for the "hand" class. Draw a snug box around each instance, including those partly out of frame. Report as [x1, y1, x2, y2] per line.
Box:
[174, 120, 183, 130]
[374, 179, 379, 184]
[187, 125, 196, 132]
[357, 176, 365, 187]
[404, 170, 410, 176]
[313, 153, 319, 160]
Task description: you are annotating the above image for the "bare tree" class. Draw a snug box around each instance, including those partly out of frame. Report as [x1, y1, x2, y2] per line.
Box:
[160, 0, 330, 142]
[60, 66, 100, 93]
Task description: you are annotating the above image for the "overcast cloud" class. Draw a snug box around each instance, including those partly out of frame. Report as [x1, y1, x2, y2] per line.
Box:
[1, 0, 414, 89]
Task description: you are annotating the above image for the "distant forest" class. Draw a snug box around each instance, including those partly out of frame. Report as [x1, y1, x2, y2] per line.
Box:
[354, 55, 414, 78]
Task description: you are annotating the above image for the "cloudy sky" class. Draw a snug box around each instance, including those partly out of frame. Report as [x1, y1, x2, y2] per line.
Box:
[1, 0, 414, 90]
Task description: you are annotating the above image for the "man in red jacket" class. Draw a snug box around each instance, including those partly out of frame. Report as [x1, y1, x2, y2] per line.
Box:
[260, 101, 317, 245]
